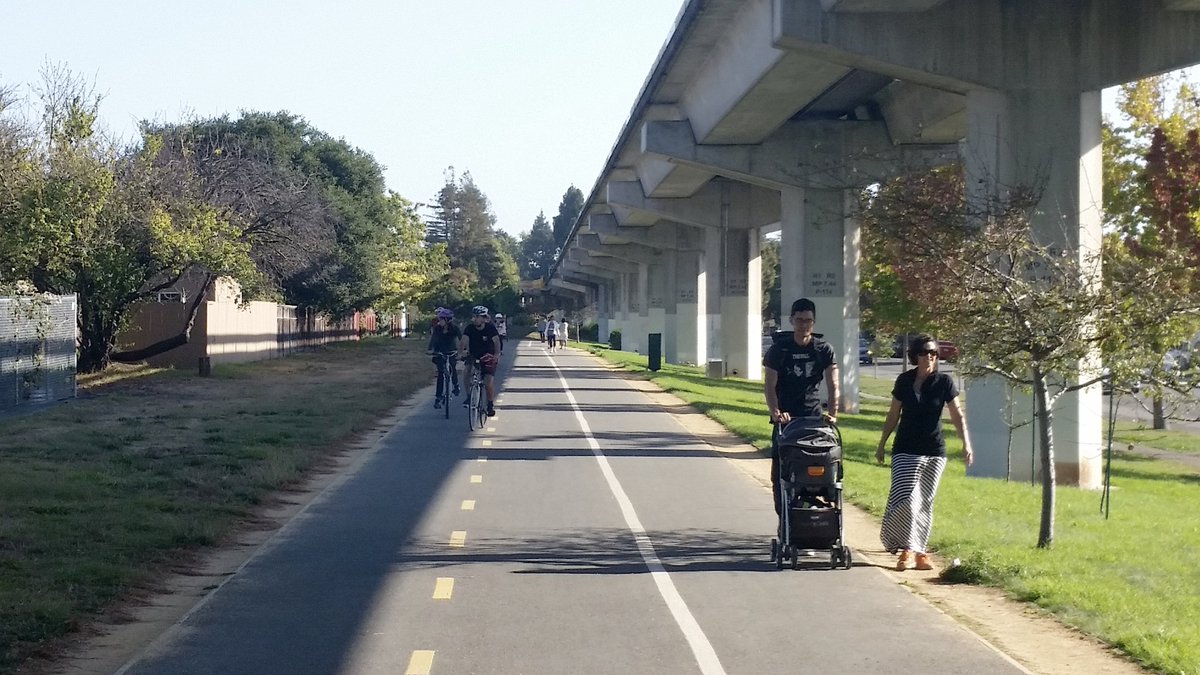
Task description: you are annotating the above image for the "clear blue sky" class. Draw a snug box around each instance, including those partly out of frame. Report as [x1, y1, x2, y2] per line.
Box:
[2, 0, 685, 236]
[2, 2, 1181, 238]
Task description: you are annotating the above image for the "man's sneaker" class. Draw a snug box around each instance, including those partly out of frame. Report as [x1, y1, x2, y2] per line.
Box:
[434, 399, 442, 409]
[487, 404, 496, 417]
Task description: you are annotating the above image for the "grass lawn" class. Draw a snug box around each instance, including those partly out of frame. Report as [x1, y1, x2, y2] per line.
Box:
[586, 343, 1200, 675]
[0, 337, 431, 673]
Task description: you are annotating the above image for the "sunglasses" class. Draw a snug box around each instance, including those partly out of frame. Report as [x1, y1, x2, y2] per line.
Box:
[917, 349, 939, 357]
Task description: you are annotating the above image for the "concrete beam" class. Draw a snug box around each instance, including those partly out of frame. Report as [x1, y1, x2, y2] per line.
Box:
[578, 234, 665, 266]
[567, 248, 641, 275]
[589, 214, 704, 251]
[822, 0, 949, 10]
[875, 81, 966, 144]
[642, 119, 957, 191]
[681, 0, 851, 144]
[548, 278, 588, 295]
[606, 179, 780, 230]
[560, 263, 615, 284]
[775, 0, 1200, 92]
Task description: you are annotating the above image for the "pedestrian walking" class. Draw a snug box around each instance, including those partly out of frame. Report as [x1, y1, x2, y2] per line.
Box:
[875, 334, 974, 571]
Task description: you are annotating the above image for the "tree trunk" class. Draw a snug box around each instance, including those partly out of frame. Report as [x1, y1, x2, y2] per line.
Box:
[1033, 366, 1056, 549]
[1152, 396, 1168, 430]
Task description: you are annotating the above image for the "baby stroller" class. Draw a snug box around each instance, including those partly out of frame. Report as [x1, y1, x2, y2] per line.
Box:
[769, 417, 852, 570]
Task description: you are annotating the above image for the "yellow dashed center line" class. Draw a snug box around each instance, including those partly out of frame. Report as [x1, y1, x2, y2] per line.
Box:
[481, 440, 492, 447]
[470, 475, 483, 483]
[486, 427, 496, 432]
[449, 531, 467, 547]
[405, 650, 435, 675]
[433, 577, 454, 600]
[477, 456, 488, 462]
[461, 500, 475, 510]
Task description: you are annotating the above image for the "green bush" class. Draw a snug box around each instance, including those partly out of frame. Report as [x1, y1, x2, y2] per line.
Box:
[578, 323, 599, 342]
[608, 329, 622, 350]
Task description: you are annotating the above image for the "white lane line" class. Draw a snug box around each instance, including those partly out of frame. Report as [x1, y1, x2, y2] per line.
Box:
[547, 360, 727, 675]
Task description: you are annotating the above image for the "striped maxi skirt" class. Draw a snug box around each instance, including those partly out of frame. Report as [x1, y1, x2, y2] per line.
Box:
[880, 453, 947, 554]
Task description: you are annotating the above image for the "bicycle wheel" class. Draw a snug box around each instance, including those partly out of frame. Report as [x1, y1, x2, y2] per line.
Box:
[468, 377, 481, 430]
[477, 382, 488, 428]
[442, 369, 451, 419]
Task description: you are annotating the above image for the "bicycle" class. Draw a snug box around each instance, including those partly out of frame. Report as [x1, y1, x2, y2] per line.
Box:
[466, 357, 488, 430]
[432, 351, 457, 419]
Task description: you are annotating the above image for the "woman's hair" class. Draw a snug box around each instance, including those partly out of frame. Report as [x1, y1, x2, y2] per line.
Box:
[907, 334, 938, 366]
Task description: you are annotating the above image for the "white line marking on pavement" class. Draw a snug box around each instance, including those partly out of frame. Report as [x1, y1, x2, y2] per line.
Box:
[548, 359, 727, 675]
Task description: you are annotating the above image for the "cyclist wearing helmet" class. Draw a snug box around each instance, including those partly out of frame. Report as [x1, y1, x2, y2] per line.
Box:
[427, 308, 461, 408]
[460, 305, 501, 417]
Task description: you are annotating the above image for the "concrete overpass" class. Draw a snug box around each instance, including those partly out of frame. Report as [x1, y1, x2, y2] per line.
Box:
[547, 0, 1200, 487]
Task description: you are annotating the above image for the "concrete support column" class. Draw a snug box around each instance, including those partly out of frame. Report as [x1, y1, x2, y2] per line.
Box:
[702, 225, 722, 370]
[597, 282, 611, 344]
[780, 187, 860, 412]
[647, 262, 668, 354]
[676, 250, 702, 365]
[964, 88, 1103, 488]
[663, 251, 680, 363]
[719, 228, 763, 380]
[630, 263, 649, 353]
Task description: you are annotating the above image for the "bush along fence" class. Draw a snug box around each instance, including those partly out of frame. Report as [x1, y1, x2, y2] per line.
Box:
[0, 294, 77, 412]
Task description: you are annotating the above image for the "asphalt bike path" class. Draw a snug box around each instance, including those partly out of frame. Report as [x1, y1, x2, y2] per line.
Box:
[118, 340, 1024, 674]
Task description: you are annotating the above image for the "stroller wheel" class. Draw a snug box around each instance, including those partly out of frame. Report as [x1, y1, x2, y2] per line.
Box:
[842, 547, 853, 570]
[770, 538, 778, 562]
[791, 551, 800, 570]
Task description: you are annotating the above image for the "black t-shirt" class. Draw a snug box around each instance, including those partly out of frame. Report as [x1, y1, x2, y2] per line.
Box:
[890, 369, 959, 457]
[763, 337, 836, 417]
[428, 322, 462, 353]
[463, 321, 500, 358]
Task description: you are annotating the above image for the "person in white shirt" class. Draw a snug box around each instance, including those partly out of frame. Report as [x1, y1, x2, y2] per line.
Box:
[493, 312, 508, 354]
[545, 316, 559, 352]
[559, 318, 570, 347]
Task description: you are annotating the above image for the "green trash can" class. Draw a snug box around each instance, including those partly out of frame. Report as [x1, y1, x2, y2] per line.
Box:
[648, 333, 662, 371]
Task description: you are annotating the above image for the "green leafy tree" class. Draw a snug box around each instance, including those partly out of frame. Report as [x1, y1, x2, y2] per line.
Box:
[551, 185, 585, 250]
[761, 237, 780, 321]
[865, 172, 1198, 548]
[0, 68, 261, 371]
[378, 194, 449, 312]
[427, 169, 518, 312]
[518, 211, 557, 281]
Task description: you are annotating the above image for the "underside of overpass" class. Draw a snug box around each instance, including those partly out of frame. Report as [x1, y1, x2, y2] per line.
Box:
[545, 0, 1200, 487]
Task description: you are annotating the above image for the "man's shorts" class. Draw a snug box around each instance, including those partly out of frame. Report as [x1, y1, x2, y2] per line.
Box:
[479, 353, 498, 375]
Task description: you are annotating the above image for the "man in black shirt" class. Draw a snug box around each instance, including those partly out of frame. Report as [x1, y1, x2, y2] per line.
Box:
[459, 305, 501, 417]
[763, 297, 839, 514]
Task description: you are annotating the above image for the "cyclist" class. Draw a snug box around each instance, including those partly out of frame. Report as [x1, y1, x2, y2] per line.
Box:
[493, 312, 508, 354]
[460, 305, 501, 417]
[427, 307, 461, 408]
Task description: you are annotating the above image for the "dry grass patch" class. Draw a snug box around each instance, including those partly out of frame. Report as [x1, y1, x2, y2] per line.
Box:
[0, 337, 430, 673]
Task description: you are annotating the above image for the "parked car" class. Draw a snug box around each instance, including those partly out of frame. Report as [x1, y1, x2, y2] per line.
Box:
[938, 341, 959, 362]
[859, 338, 874, 364]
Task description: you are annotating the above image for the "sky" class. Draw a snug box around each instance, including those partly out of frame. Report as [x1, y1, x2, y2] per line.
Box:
[2, 0, 686, 237]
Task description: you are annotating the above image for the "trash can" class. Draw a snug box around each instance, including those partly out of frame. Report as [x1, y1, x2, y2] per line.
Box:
[706, 359, 724, 379]
[648, 333, 662, 371]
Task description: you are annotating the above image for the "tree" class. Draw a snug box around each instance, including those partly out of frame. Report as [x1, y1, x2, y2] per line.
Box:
[0, 67, 261, 371]
[518, 211, 557, 281]
[378, 194, 449, 312]
[863, 170, 1199, 548]
[426, 169, 519, 313]
[551, 185, 585, 251]
[761, 237, 780, 320]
